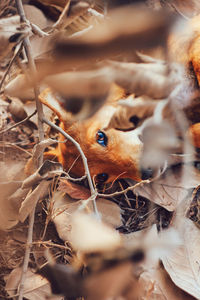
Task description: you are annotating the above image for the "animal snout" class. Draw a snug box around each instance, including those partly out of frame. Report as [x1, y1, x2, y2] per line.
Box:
[140, 167, 154, 180]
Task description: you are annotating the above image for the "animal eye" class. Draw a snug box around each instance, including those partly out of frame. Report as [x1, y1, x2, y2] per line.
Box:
[129, 115, 140, 127]
[96, 130, 108, 147]
[96, 173, 109, 182]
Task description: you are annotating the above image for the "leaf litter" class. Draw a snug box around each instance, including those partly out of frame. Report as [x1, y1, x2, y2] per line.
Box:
[1, 0, 200, 299]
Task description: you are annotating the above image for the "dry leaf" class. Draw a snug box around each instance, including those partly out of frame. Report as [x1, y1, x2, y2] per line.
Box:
[38, 263, 83, 297]
[19, 180, 50, 222]
[52, 192, 121, 243]
[134, 164, 200, 211]
[110, 60, 181, 99]
[70, 213, 121, 252]
[0, 15, 29, 60]
[25, 139, 58, 175]
[105, 95, 158, 130]
[58, 179, 90, 200]
[43, 67, 113, 120]
[47, 5, 171, 70]
[162, 218, 200, 299]
[8, 97, 27, 122]
[23, 160, 62, 189]
[5, 267, 63, 299]
[139, 262, 195, 300]
[24, 4, 48, 30]
[84, 262, 137, 300]
[0, 181, 22, 230]
[5, 74, 35, 100]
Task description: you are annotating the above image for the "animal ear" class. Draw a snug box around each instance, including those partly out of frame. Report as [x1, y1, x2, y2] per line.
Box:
[39, 88, 71, 123]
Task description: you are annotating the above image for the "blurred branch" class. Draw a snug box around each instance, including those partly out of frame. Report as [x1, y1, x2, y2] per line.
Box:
[42, 117, 100, 219]
[0, 42, 23, 92]
[15, 0, 45, 299]
[98, 179, 150, 198]
[0, 110, 36, 135]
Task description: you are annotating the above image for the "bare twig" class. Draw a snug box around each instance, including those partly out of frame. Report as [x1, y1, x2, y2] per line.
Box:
[62, 171, 87, 182]
[42, 117, 100, 219]
[98, 180, 150, 198]
[0, 42, 23, 92]
[0, 110, 36, 135]
[52, 0, 70, 31]
[0, 141, 32, 156]
[30, 22, 49, 37]
[15, 1, 45, 299]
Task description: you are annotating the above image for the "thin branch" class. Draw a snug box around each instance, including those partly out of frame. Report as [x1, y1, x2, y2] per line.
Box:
[18, 205, 36, 300]
[0, 110, 37, 135]
[30, 22, 49, 37]
[15, 1, 45, 299]
[98, 179, 150, 198]
[42, 117, 100, 219]
[0, 42, 23, 92]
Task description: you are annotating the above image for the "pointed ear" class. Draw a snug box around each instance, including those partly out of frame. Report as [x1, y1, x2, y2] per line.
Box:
[39, 88, 72, 123]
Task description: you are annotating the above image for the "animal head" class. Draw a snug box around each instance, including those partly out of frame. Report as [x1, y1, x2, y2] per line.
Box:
[39, 87, 148, 184]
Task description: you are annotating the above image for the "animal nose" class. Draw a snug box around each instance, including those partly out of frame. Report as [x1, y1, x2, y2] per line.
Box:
[140, 167, 154, 180]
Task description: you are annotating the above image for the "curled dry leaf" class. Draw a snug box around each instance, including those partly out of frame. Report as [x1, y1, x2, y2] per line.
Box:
[23, 160, 62, 189]
[0, 181, 22, 230]
[43, 67, 113, 120]
[8, 97, 27, 122]
[58, 178, 90, 200]
[134, 164, 200, 211]
[38, 263, 83, 298]
[0, 15, 29, 60]
[111, 58, 186, 99]
[140, 120, 180, 172]
[70, 212, 121, 252]
[53, 1, 90, 31]
[52, 191, 121, 243]
[5, 74, 35, 100]
[25, 139, 58, 175]
[162, 218, 200, 299]
[19, 180, 51, 222]
[24, 4, 48, 30]
[139, 262, 195, 300]
[84, 261, 137, 300]
[49, 5, 171, 67]
[105, 95, 158, 130]
[5, 267, 63, 300]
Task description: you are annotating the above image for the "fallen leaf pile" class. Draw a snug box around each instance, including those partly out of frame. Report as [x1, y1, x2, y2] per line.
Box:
[1, 0, 200, 299]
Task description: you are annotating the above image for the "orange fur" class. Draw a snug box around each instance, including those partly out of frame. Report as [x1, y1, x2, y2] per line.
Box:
[39, 86, 142, 183]
[37, 14, 200, 182]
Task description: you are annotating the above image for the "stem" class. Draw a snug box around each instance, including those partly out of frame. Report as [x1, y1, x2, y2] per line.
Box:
[15, 0, 45, 299]
[0, 110, 37, 135]
[42, 117, 100, 218]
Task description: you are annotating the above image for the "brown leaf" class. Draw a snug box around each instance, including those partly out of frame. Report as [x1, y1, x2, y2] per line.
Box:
[5, 74, 35, 100]
[49, 5, 171, 68]
[0, 15, 29, 60]
[84, 262, 137, 300]
[0, 181, 22, 230]
[162, 218, 200, 299]
[5, 267, 62, 300]
[52, 191, 121, 244]
[7, 97, 28, 124]
[19, 180, 51, 222]
[135, 164, 200, 211]
[23, 160, 62, 189]
[139, 262, 195, 300]
[58, 179, 90, 200]
[105, 95, 157, 130]
[43, 67, 113, 120]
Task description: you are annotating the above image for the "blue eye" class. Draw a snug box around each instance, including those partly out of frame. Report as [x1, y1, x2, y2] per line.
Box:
[96, 130, 108, 147]
[96, 173, 109, 182]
